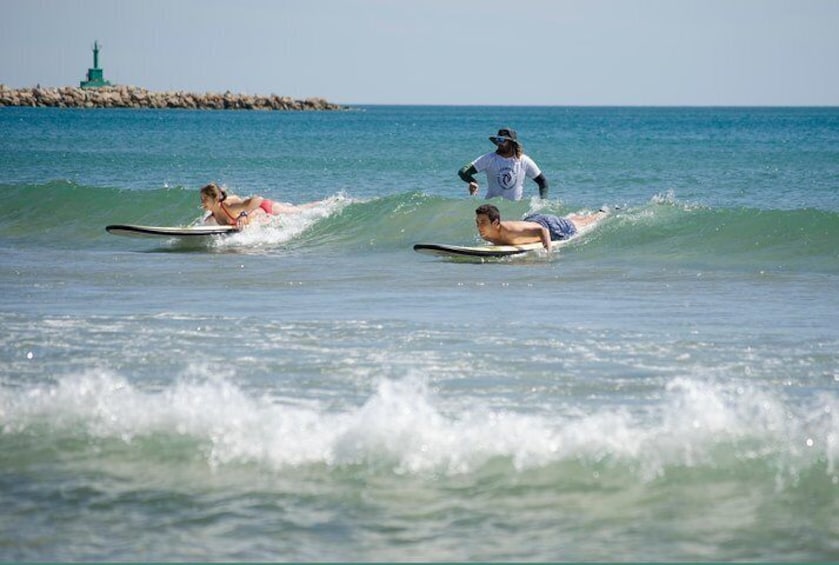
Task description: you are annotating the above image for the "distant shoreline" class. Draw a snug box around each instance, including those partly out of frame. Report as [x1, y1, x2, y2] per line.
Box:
[0, 84, 347, 110]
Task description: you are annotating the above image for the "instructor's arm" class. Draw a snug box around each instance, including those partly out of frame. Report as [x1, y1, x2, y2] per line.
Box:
[534, 173, 548, 199]
[458, 164, 479, 195]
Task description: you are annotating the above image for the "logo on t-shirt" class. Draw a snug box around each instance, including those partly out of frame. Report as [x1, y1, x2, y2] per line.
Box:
[496, 166, 517, 191]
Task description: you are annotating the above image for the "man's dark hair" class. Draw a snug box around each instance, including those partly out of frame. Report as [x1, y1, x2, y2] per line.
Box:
[475, 204, 501, 223]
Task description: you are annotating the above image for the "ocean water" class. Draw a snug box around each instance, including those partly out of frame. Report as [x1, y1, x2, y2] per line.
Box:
[1, 105, 838, 561]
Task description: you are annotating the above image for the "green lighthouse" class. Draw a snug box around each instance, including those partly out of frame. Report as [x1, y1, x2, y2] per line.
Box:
[80, 41, 112, 89]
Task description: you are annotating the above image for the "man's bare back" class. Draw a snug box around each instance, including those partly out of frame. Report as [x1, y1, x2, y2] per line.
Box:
[475, 204, 606, 252]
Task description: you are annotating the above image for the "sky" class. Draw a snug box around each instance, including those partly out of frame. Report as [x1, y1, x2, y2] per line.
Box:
[2, 0, 838, 106]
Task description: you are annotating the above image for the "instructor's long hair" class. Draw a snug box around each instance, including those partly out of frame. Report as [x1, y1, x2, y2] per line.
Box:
[497, 141, 523, 159]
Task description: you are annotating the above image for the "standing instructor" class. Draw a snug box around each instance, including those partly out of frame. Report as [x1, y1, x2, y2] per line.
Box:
[458, 127, 549, 200]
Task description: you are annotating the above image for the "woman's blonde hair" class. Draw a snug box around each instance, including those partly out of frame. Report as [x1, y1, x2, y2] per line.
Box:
[199, 182, 227, 202]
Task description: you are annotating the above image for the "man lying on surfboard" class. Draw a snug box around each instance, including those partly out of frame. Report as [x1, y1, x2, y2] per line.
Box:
[200, 182, 323, 229]
[475, 204, 607, 253]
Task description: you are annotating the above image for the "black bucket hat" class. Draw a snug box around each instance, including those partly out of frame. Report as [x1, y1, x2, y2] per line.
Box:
[489, 127, 519, 146]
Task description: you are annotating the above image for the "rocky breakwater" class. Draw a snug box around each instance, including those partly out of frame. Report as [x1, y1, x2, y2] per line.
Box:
[0, 84, 345, 110]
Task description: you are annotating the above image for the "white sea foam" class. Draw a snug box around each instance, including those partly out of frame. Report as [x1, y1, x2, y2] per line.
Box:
[2, 368, 835, 483]
[211, 194, 350, 249]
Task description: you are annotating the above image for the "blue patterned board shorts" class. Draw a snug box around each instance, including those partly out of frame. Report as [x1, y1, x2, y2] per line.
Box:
[523, 213, 577, 240]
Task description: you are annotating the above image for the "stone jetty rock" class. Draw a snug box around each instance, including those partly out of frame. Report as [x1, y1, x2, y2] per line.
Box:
[0, 84, 346, 111]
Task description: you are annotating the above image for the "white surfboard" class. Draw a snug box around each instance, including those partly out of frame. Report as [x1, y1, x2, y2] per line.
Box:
[413, 241, 546, 258]
[105, 224, 238, 239]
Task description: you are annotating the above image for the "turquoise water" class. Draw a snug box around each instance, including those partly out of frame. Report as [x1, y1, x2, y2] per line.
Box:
[1, 106, 838, 561]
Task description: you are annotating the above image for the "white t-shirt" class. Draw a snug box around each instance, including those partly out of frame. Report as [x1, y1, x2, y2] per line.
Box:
[472, 152, 542, 201]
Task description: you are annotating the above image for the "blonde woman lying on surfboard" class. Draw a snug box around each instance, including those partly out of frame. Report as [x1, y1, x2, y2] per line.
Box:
[475, 204, 607, 252]
[199, 183, 323, 228]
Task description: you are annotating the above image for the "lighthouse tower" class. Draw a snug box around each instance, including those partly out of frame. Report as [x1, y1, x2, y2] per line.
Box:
[80, 41, 112, 89]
